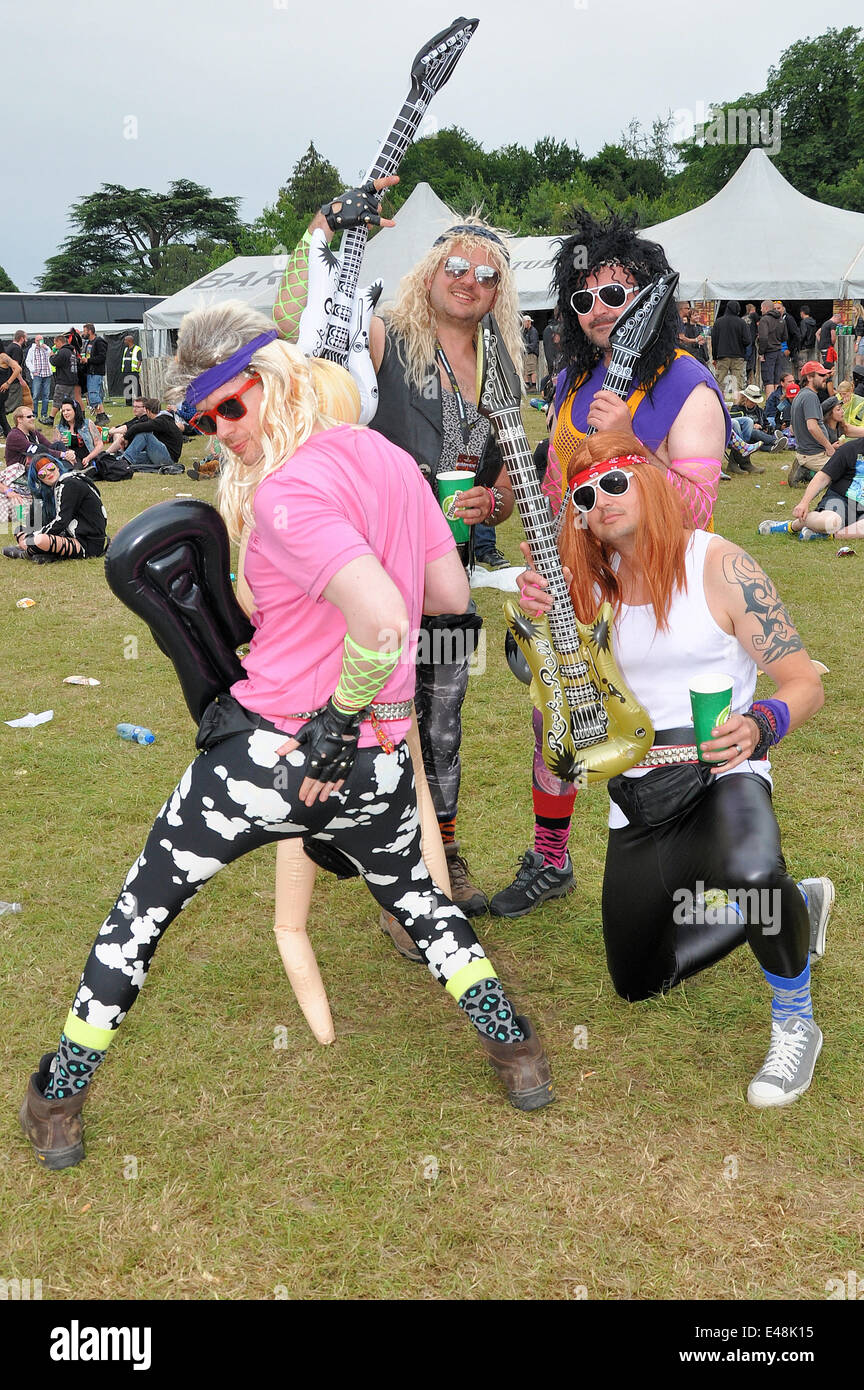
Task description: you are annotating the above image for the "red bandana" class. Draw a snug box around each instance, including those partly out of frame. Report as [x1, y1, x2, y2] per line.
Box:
[569, 452, 647, 492]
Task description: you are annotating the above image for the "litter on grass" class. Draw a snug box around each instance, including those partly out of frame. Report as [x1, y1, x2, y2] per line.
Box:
[63, 676, 101, 686]
[5, 710, 54, 728]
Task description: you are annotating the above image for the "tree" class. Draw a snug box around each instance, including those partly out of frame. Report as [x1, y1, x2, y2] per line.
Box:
[39, 233, 140, 294]
[766, 26, 864, 198]
[532, 136, 582, 185]
[280, 143, 342, 220]
[0, 264, 18, 292]
[149, 238, 238, 295]
[391, 127, 487, 208]
[38, 180, 245, 292]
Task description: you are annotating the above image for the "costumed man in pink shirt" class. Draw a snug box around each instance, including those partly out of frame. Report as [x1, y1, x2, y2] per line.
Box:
[20, 302, 553, 1171]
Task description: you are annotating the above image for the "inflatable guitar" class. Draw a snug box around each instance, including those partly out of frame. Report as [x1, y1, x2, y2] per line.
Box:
[297, 16, 478, 422]
[476, 314, 654, 785]
[553, 271, 681, 529]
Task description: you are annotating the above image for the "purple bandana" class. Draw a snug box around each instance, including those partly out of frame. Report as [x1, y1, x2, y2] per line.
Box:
[183, 330, 278, 412]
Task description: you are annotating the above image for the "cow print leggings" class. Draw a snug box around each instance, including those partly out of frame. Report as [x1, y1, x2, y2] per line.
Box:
[63, 714, 493, 1049]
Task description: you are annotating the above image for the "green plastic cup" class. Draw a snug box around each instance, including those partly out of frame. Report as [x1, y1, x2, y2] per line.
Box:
[61, 430, 71, 446]
[437, 470, 473, 543]
[689, 673, 733, 761]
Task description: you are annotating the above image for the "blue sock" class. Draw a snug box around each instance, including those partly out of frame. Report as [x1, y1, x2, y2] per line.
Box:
[762, 962, 812, 1023]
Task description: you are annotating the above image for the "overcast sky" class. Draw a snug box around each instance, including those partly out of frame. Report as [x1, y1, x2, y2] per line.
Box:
[5, 0, 861, 291]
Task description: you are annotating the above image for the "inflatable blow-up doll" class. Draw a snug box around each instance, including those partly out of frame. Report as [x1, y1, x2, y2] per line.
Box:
[20, 300, 554, 1171]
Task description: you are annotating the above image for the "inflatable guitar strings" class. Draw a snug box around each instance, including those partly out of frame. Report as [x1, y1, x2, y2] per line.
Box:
[297, 17, 478, 421]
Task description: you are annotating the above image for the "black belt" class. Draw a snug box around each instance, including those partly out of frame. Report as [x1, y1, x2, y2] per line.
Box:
[634, 725, 700, 769]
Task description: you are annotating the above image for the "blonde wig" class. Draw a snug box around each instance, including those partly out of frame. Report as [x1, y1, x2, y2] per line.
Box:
[167, 301, 360, 540]
[386, 217, 524, 394]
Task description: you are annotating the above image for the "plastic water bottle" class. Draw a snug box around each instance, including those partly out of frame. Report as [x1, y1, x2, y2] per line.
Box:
[0, 902, 23, 916]
[117, 723, 156, 745]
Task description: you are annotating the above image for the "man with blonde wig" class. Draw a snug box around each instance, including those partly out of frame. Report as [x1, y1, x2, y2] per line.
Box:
[276, 181, 525, 935]
[19, 300, 554, 1169]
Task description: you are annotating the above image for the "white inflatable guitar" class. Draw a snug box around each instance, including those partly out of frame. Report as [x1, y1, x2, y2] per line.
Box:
[297, 16, 478, 423]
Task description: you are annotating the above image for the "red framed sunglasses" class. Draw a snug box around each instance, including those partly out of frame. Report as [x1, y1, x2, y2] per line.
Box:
[190, 375, 260, 435]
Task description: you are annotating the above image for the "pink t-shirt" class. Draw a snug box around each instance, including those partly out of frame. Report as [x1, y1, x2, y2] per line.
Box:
[231, 424, 455, 747]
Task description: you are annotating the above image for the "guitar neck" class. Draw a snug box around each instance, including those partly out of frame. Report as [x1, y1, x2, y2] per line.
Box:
[490, 405, 586, 653]
[584, 345, 639, 437]
[323, 87, 432, 365]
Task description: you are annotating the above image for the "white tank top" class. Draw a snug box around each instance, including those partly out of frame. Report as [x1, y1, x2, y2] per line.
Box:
[608, 529, 771, 829]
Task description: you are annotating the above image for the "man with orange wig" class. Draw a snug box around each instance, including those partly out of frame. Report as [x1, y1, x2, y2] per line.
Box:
[490, 210, 731, 919]
[518, 428, 834, 1108]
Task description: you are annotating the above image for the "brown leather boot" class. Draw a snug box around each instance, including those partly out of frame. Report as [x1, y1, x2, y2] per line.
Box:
[444, 841, 488, 917]
[379, 908, 424, 963]
[19, 1053, 87, 1170]
[478, 1015, 555, 1111]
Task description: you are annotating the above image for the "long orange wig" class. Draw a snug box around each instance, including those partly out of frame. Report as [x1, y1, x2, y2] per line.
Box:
[557, 430, 692, 631]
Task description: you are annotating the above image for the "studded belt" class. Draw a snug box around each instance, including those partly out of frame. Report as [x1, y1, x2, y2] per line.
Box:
[283, 699, 413, 722]
[633, 725, 700, 769]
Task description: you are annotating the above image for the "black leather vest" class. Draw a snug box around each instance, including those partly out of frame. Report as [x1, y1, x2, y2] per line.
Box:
[369, 325, 519, 491]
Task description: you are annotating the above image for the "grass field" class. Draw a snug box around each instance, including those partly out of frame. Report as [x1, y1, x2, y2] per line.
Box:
[1, 403, 862, 1302]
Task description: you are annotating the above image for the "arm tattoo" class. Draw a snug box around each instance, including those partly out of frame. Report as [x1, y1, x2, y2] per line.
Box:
[722, 551, 804, 664]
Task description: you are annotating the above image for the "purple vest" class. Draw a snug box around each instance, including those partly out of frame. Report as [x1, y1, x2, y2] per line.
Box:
[554, 352, 732, 452]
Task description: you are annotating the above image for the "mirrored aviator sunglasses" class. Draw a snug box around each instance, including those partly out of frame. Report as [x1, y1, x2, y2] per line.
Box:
[569, 283, 637, 316]
[443, 255, 500, 287]
[571, 469, 633, 513]
[191, 374, 260, 435]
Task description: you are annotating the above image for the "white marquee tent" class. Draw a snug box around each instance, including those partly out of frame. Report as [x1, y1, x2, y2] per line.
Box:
[641, 150, 864, 301]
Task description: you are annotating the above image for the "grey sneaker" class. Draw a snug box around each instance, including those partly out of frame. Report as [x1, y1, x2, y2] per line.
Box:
[798, 876, 834, 961]
[798, 526, 827, 541]
[489, 849, 574, 918]
[747, 1016, 823, 1108]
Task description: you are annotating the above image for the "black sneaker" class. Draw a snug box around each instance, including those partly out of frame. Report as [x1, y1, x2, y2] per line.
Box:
[489, 849, 574, 918]
[475, 547, 510, 571]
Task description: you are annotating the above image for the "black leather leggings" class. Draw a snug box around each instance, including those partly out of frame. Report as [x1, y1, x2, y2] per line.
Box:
[601, 772, 808, 1001]
[414, 655, 470, 823]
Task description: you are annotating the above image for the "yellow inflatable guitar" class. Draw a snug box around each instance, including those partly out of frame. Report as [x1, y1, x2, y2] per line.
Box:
[475, 313, 654, 784]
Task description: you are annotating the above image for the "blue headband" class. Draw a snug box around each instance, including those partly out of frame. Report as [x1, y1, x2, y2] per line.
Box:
[183, 329, 278, 412]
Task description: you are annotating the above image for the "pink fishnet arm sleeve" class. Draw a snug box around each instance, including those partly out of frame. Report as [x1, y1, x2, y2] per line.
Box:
[665, 457, 721, 530]
[273, 229, 312, 342]
[542, 443, 564, 518]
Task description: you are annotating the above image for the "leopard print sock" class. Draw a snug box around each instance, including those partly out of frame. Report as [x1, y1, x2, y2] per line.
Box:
[42, 1033, 106, 1100]
[458, 979, 524, 1043]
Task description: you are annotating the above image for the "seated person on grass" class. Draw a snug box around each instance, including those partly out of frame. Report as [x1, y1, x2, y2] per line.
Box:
[5, 405, 70, 472]
[765, 372, 796, 429]
[99, 396, 184, 472]
[3, 455, 108, 563]
[759, 436, 864, 544]
[53, 399, 96, 468]
[837, 379, 864, 430]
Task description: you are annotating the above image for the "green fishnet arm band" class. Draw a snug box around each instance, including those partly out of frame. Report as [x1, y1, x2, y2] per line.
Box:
[332, 634, 403, 715]
[273, 228, 312, 342]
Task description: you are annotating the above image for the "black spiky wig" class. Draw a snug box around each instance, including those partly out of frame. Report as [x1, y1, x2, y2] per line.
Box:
[552, 208, 679, 400]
